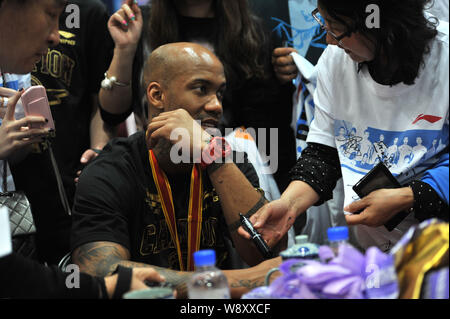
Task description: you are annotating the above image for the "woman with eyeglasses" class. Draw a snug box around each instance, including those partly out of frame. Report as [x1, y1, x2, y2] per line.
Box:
[240, 0, 449, 252]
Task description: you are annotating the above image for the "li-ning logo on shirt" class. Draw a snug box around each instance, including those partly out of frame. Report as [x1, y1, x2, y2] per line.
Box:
[412, 114, 443, 124]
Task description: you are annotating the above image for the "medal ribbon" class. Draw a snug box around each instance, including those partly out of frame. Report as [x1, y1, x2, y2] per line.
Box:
[148, 150, 203, 271]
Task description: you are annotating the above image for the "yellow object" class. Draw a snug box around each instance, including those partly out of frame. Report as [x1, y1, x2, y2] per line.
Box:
[393, 220, 449, 299]
[58, 31, 76, 39]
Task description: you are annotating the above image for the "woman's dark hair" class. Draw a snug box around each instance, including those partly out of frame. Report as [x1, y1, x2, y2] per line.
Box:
[147, 0, 268, 84]
[318, 0, 438, 85]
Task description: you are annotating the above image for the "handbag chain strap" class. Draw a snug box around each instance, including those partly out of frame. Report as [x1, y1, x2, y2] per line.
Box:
[1, 146, 71, 216]
[1, 73, 12, 196]
[2, 159, 10, 195]
[48, 144, 72, 216]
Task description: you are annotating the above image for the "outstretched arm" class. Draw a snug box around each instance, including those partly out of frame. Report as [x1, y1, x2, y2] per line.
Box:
[238, 143, 339, 247]
[72, 241, 282, 299]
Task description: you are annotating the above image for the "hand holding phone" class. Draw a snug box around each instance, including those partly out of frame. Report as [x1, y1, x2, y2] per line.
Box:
[20, 86, 55, 130]
[352, 162, 410, 232]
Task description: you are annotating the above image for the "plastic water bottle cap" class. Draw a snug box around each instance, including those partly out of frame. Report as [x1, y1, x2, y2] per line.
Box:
[327, 226, 349, 242]
[295, 235, 308, 244]
[193, 249, 216, 267]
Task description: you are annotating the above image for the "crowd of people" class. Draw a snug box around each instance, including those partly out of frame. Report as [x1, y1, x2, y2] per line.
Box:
[0, 0, 448, 299]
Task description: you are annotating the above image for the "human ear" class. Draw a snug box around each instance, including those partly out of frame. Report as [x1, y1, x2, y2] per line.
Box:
[147, 82, 165, 110]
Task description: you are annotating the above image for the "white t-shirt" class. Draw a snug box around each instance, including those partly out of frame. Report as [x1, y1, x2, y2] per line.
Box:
[427, 0, 449, 22]
[225, 128, 281, 202]
[307, 20, 449, 251]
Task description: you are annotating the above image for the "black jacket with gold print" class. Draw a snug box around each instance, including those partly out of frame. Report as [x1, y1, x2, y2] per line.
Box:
[71, 131, 261, 271]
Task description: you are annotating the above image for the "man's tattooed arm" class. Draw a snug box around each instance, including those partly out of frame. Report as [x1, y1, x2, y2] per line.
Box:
[223, 256, 282, 299]
[71, 241, 192, 296]
[72, 242, 283, 299]
[72, 241, 129, 277]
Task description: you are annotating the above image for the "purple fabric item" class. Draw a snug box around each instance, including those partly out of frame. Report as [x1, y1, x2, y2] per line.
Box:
[270, 274, 301, 298]
[292, 284, 319, 299]
[279, 258, 313, 274]
[364, 247, 399, 299]
[319, 245, 335, 262]
[421, 267, 449, 299]
[241, 286, 272, 299]
[321, 275, 364, 299]
[329, 244, 366, 277]
[257, 244, 399, 299]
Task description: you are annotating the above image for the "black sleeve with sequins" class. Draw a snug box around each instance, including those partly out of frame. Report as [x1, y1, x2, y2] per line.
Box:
[289, 143, 342, 206]
[408, 180, 449, 222]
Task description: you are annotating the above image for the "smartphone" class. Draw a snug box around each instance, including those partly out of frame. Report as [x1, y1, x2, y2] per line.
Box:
[352, 162, 410, 232]
[20, 85, 55, 130]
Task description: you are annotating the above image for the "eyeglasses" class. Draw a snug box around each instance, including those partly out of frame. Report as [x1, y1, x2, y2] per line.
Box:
[312, 8, 352, 46]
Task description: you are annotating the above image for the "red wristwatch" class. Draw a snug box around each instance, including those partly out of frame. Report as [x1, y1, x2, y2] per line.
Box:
[200, 137, 232, 170]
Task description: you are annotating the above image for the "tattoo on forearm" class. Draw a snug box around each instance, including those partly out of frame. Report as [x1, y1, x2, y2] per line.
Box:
[151, 266, 191, 287]
[151, 266, 192, 298]
[230, 279, 265, 289]
[72, 242, 128, 277]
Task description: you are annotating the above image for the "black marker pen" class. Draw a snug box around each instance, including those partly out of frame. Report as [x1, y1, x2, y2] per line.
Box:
[240, 213, 272, 259]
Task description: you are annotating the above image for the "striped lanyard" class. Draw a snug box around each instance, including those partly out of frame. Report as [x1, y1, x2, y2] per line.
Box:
[148, 150, 203, 271]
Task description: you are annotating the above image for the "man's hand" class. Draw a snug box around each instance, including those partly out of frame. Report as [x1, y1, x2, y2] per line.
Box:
[272, 47, 299, 84]
[237, 199, 296, 248]
[345, 187, 414, 227]
[104, 267, 167, 299]
[147, 109, 212, 157]
[75, 148, 101, 183]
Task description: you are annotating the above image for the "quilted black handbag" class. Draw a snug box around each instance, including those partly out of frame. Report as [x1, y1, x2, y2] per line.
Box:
[0, 160, 38, 259]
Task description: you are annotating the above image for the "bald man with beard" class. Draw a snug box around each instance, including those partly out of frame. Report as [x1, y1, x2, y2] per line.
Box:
[70, 43, 286, 281]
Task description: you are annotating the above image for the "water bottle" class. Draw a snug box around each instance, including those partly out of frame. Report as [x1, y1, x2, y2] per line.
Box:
[187, 249, 231, 299]
[327, 226, 350, 257]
